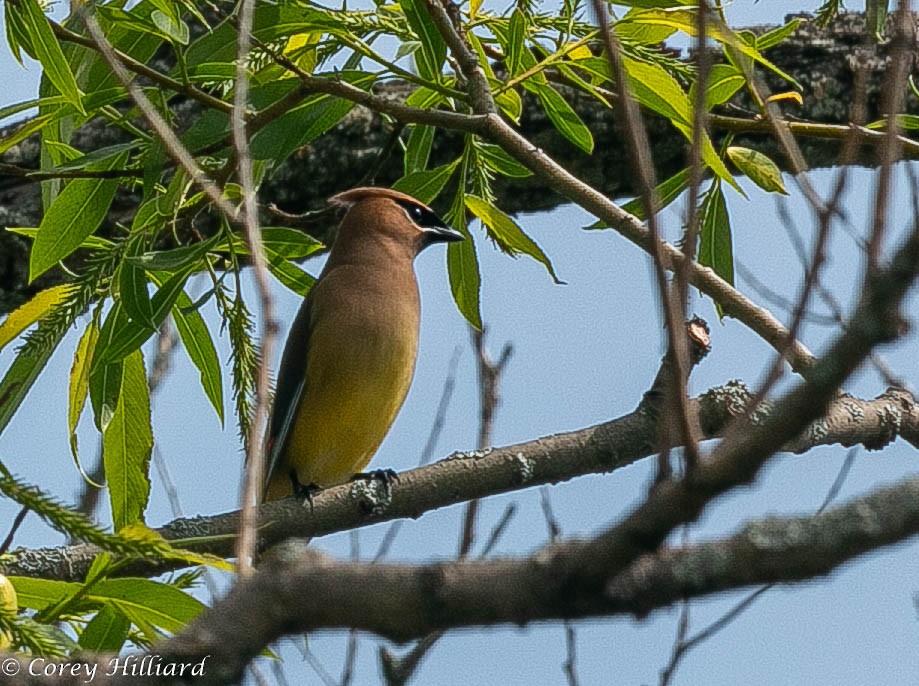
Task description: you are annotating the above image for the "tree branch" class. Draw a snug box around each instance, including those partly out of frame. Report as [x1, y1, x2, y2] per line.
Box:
[2, 385, 915, 582]
[4, 472, 916, 686]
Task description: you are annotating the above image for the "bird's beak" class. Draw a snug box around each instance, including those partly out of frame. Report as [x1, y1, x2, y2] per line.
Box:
[422, 224, 465, 244]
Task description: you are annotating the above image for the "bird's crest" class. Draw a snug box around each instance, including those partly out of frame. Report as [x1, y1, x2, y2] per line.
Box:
[330, 187, 432, 210]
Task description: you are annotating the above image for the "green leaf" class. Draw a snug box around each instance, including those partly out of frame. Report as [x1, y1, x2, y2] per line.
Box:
[866, 0, 888, 42]
[68, 320, 99, 463]
[171, 290, 224, 425]
[613, 0, 694, 6]
[525, 81, 594, 153]
[0, 284, 75, 353]
[5, 0, 29, 64]
[79, 606, 130, 653]
[620, 167, 692, 222]
[85, 6, 165, 94]
[119, 242, 156, 330]
[755, 18, 802, 50]
[405, 86, 445, 109]
[623, 58, 739, 193]
[465, 195, 561, 283]
[103, 350, 153, 530]
[476, 143, 533, 178]
[690, 63, 745, 110]
[180, 109, 230, 153]
[0, 96, 66, 123]
[49, 142, 140, 173]
[118, 521, 234, 572]
[615, 8, 677, 44]
[0, 114, 55, 156]
[726, 146, 788, 195]
[89, 323, 122, 433]
[398, 0, 446, 80]
[494, 86, 523, 123]
[264, 247, 316, 296]
[624, 8, 800, 89]
[151, 9, 190, 45]
[506, 9, 527, 76]
[699, 181, 734, 318]
[7, 226, 114, 251]
[447, 230, 482, 330]
[9, 578, 82, 612]
[93, 578, 205, 635]
[865, 113, 919, 131]
[184, 62, 237, 83]
[395, 40, 421, 62]
[404, 124, 435, 175]
[11, 576, 205, 635]
[256, 228, 324, 259]
[18, 0, 84, 113]
[392, 161, 458, 205]
[96, 269, 192, 365]
[0, 325, 66, 438]
[249, 84, 361, 161]
[214, 229, 323, 259]
[624, 56, 689, 125]
[184, 4, 336, 66]
[29, 151, 130, 281]
[125, 236, 219, 273]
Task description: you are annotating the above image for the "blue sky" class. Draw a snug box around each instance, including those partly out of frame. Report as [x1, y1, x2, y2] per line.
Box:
[2, 2, 919, 684]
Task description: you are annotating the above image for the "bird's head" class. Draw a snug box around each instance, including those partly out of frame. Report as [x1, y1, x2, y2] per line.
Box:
[330, 187, 464, 255]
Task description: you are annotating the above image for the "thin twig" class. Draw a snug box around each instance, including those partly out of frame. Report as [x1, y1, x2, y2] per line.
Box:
[478, 503, 517, 558]
[722, 14, 899, 434]
[233, 0, 278, 579]
[671, 0, 713, 474]
[340, 531, 360, 686]
[297, 643, 337, 686]
[677, 0, 711, 307]
[76, 9, 239, 223]
[608, 0, 721, 479]
[0, 163, 142, 182]
[658, 446, 859, 683]
[735, 262, 838, 326]
[459, 329, 512, 557]
[0, 506, 28, 555]
[540, 488, 580, 686]
[48, 19, 232, 115]
[380, 502, 517, 686]
[867, 0, 912, 273]
[382, 329, 511, 684]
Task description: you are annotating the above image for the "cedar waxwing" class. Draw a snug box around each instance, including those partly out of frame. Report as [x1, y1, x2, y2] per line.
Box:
[263, 187, 464, 501]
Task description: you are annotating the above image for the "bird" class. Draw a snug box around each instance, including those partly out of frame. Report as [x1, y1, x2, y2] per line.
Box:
[262, 186, 464, 502]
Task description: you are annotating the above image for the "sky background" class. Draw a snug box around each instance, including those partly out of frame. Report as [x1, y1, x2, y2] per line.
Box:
[2, 1, 919, 685]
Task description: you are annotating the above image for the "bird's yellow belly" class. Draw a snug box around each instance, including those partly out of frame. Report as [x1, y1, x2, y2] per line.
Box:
[285, 323, 417, 488]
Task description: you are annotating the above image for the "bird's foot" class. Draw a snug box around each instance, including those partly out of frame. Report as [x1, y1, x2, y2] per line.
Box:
[292, 480, 322, 511]
[350, 468, 400, 488]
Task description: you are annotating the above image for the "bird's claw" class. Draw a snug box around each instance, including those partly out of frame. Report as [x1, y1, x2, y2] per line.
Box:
[292, 481, 322, 511]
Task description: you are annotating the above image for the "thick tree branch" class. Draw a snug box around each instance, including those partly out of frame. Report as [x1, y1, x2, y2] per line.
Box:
[4, 473, 918, 686]
[552, 210, 919, 598]
[171, 473, 919, 645]
[1, 385, 915, 582]
[603, 475, 919, 617]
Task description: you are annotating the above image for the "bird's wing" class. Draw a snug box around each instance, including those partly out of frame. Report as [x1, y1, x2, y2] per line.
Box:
[264, 295, 314, 494]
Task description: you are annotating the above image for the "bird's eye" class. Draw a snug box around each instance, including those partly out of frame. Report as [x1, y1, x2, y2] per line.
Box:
[410, 206, 424, 222]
